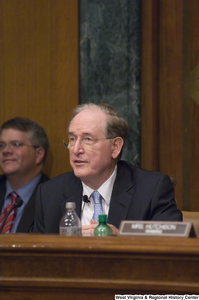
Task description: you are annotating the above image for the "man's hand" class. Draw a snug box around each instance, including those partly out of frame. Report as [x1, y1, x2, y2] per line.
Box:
[81, 219, 98, 236]
[107, 223, 119, 235]
[81, 219, 119, 236]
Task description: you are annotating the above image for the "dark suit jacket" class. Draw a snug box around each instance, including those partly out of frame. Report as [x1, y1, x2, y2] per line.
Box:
[33, 161, 182, 233]
[0, 173, 49, 233]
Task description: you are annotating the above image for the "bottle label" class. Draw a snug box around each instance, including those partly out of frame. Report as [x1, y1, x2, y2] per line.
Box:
[94, 224, 112, 236]
[59, 227, 81, 236]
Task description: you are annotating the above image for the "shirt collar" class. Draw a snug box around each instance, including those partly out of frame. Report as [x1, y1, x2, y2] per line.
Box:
[82, 165, 117, 205]
[5, 173, 42, 205]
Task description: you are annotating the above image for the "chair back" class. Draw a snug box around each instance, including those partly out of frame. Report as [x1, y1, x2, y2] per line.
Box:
[182, 211, 199, 237]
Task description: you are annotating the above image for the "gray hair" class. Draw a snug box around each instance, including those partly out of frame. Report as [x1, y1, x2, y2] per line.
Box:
[70, 103, 129, 159]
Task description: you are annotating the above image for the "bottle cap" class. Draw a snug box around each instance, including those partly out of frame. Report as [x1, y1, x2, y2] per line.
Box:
[98, 214, 107, 222]
[65, 202, 76, 209]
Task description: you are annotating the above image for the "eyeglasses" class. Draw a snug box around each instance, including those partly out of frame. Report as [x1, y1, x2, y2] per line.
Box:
[63, 137, 113, 149]
[0, 141, 39, 151]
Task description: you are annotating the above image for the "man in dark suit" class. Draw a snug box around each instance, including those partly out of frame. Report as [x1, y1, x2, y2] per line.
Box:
[0, 117, 49, 233]
[33, 103, 182, 235]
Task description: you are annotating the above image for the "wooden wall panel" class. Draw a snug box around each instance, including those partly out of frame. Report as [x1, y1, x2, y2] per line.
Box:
[190, 0, 199, 210]
[0, 0, 79, 178]
[191, 101, 199, 210]
[141, 0, 183, 208]
[158, 0, 183, 207]
[141, 0, 159, 171]
[142, 0, 199, 210]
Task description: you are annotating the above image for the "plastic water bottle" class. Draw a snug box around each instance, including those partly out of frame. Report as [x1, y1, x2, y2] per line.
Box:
[94, 214, 112, 236]
[59, 202, 81, 236]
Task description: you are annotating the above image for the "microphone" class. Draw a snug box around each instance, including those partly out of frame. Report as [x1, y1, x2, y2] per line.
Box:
[83, 195, 90, 203]
[0, 198, 23, 233]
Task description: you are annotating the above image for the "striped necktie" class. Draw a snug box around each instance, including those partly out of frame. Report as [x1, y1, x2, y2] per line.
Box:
[92, 190, 103, 222]
[0, 192, 18, 233]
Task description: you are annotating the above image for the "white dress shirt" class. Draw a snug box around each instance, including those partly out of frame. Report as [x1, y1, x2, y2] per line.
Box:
[81, 166, 117, 225]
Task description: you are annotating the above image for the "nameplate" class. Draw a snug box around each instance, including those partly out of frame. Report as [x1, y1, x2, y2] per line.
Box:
[119, 221, 195, 237]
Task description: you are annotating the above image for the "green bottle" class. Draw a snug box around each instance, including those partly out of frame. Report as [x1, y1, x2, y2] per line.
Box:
[94, 214, 112, 236]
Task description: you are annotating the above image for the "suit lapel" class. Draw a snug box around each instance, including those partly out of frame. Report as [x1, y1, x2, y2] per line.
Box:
[107, 162, 135, 228]
[17, 187, 37, 232]
[61, 176, 83, 218]
[17, 173, 49, 232]
[0, 176, 6, 212]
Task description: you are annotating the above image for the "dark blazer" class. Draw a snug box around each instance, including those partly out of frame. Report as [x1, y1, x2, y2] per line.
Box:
[0, 173, 49, 233]
[33, 161, 182, 233]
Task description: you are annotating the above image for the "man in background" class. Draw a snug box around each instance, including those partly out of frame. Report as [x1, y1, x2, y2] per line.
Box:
[33, 103, 182, 235]
[0, 117, 49, 233]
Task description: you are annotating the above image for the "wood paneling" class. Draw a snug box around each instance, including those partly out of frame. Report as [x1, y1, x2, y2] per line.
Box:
[141, 0, 183, 207]
[0, 0, 79, 178]
[190, 0, 199, 210]
[158, 0, 183, 207]
[141, 0, 199, 210]
[1, 234, 199, 299]
[141, 0, 159, 171]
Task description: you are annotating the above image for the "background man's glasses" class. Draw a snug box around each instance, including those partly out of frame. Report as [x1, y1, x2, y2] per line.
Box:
[63, 137, 113, 149]
[0, 141, 39, 151]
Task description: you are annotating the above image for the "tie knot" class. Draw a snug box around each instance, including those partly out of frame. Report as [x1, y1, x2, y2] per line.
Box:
[92, 191, 101, 204]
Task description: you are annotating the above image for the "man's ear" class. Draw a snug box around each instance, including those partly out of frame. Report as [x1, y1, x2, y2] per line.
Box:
[111, 137, 124, 159]
[35, 147, 45, 165]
